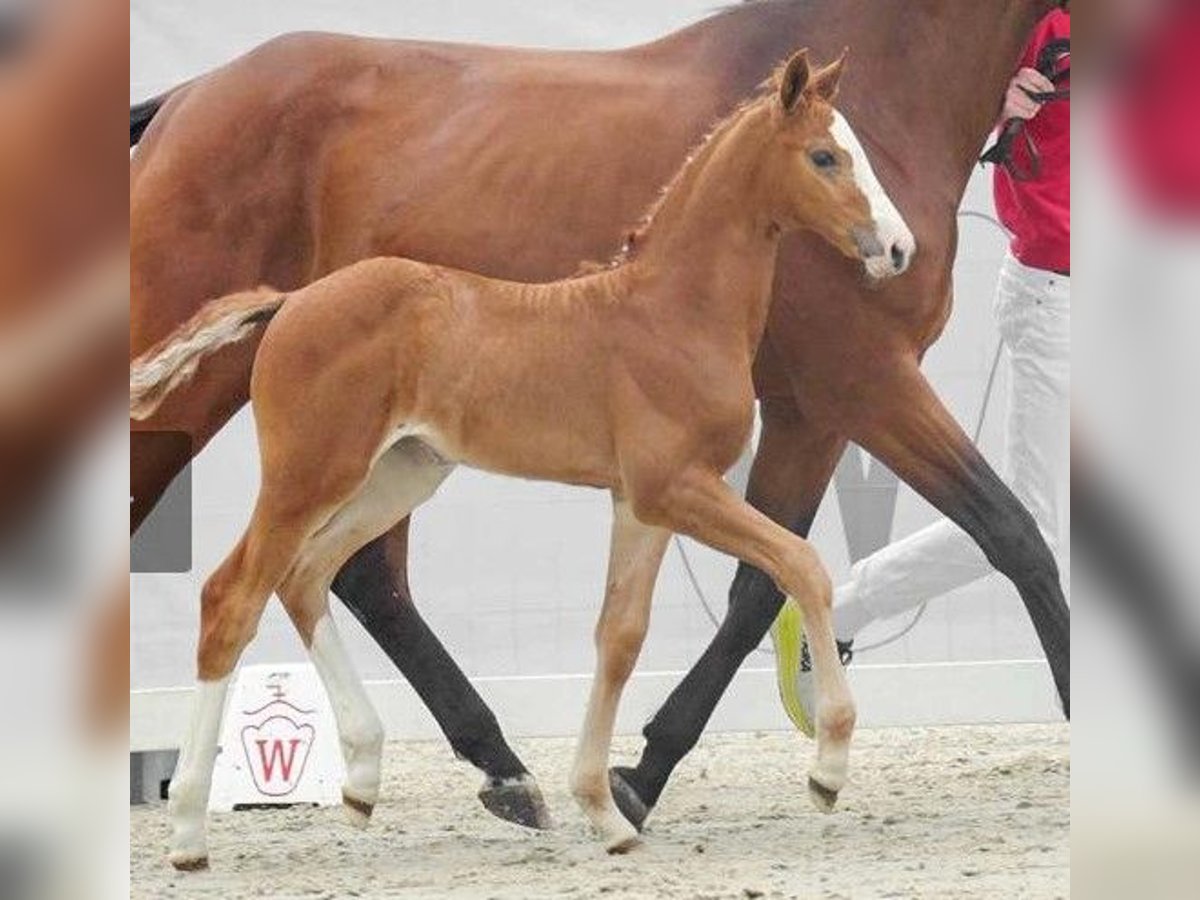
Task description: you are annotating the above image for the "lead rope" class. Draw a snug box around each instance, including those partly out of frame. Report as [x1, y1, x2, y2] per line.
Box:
[676, 209, 1010, 658]
[979, 38, 1070, 181]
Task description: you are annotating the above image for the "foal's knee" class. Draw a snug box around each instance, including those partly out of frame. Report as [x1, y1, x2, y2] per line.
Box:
[775, 540, 832, 612]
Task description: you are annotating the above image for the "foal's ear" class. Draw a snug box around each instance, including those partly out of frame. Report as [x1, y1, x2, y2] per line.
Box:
[812, 48, 849, 103]
[778, 49, 811, 114]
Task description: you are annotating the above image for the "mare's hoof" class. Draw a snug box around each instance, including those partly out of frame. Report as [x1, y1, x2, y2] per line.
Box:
[608, 767, 650, 833]
[478, 774, 553, 830]
[807, 775, 840, 813]
[342, 790, 375, 829]
[169, 853, 209, 872]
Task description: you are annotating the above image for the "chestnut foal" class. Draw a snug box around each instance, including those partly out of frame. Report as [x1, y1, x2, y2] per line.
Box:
[132, 50, 913, 867]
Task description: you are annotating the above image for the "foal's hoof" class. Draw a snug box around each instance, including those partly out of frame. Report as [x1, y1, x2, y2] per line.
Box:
[605, 830, 642, 855]
[342, 790, 375, 829]
[807, 775, 840, 813]
[169, 853, 209, 872]
[478, 774, 553, 830]
[608, 767, 650, 833]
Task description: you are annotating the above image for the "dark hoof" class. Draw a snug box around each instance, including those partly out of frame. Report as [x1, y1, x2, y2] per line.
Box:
[807, 775, 839, 813]
[170, 855, 209, 872]
[608, 767, 650, 833]
[478, 775, 553, 830]
[342, 790, 374, 829]
[606, 833, 642, 855]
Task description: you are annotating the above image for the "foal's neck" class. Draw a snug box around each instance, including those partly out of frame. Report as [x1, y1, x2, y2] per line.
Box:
[627, 105, 781, 356]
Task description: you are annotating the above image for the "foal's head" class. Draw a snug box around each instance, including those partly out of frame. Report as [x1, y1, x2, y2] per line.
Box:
[759, 49, 914, 280]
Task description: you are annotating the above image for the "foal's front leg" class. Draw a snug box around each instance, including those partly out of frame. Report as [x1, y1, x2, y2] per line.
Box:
[641, 470, 856, 810]
[570, 497, 669, 852]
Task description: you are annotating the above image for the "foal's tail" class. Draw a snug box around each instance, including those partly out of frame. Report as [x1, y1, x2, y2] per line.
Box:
[130, 288, 286, 420]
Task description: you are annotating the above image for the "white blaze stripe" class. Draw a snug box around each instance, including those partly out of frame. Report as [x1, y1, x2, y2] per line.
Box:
[831, 110, 915, 263]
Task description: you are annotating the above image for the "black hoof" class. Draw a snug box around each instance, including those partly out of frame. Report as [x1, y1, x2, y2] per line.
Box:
[170, 855, 209, 872]
[608, 767, 650, 833]
[478, 775, 553, 830]
[807, 775, 839, 813]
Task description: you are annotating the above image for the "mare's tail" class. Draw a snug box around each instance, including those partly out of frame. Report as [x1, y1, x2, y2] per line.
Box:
[130, 288, 285, 420]
[131, 84, 187, 145]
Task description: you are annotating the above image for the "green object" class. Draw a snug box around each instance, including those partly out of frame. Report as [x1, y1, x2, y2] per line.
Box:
[769, 597, 815, 739]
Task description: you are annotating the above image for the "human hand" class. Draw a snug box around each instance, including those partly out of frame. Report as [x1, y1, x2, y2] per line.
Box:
[1002, 67, 1057, 120]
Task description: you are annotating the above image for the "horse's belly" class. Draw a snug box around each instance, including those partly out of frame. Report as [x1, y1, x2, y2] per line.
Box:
[421, 404, 616, 490]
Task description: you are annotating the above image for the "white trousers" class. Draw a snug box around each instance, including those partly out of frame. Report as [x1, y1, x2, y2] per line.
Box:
[834, 253, 1070, 640]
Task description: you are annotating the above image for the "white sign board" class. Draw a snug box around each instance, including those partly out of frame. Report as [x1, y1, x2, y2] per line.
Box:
[209, 664, 344, 811]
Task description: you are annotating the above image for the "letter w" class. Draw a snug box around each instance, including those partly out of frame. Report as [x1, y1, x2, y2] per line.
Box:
[256, 738, 302, 783]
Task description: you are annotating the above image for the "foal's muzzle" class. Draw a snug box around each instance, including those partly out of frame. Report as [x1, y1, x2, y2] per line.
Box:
[855, 219, 915, 281]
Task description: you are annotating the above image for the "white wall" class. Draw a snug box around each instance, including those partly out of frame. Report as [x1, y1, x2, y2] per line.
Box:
[131, 1, 1058, 739]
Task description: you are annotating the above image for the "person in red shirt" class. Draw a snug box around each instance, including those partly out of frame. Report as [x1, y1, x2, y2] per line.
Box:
[994, 11, 1070, 273]
[786, 10, 1071, 717]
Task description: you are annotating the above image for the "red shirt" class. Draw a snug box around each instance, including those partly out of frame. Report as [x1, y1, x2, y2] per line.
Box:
[1112, 5, 1200, 218]
[993, 10, 1070, 273]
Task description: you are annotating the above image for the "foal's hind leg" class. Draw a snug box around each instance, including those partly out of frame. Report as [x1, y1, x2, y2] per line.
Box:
[167, 506, 316, 870]
[570, 498, 669, 852]
[277, 439, 456, 827]
[636, 470, 856, 813]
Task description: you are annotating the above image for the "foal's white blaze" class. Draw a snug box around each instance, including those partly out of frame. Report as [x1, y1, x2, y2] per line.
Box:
[831, 110, 916, 280]
[168, 676, 231, 868]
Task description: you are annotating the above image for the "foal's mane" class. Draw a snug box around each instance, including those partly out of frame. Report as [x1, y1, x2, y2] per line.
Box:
[579, 61, 789, 275]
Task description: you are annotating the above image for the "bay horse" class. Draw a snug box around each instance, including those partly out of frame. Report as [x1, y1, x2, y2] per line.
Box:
[133, 51, 913, 868]
[130, 0, 1070, 831]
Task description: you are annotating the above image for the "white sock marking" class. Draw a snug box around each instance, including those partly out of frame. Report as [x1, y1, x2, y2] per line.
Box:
[168, 676, 231, 864]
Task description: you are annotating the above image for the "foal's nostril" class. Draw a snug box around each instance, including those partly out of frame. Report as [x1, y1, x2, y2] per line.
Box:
[890, 243, 907, 272]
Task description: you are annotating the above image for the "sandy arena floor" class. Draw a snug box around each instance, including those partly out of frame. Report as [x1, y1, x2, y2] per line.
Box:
[130, 723, 1069, 899]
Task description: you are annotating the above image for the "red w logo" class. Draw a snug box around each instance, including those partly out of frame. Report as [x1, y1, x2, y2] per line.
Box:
[255, 738, 302, 783]
[240, 717, 316, 797]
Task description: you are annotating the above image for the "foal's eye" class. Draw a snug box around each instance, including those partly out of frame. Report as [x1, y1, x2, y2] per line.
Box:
[810, 149, 837, 170]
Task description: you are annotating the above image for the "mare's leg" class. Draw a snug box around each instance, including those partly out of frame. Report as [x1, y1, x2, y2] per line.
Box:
[277, 439, 456, 827]
[569, 498, 669, 852]
[634, 470, 856, 812]
[331, 527, 548, 828]
[848, 361, 1070, 714]
[610, 398, 845, 828]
